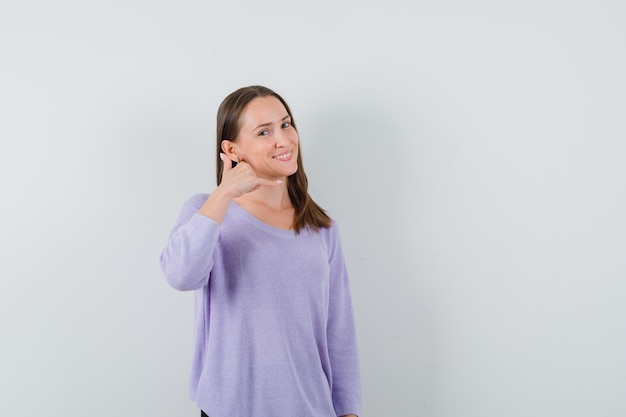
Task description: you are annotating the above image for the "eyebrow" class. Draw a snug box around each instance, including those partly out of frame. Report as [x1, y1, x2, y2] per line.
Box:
[254, 115, 290, 130]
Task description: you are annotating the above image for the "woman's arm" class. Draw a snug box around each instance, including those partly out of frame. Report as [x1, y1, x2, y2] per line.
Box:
[159, 194, 220, 291]
[326, 221, 362, 416]
[161, 153, 282, 290]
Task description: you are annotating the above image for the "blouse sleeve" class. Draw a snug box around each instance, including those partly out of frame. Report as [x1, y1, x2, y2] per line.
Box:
[159, 194, 220, 291]
[326, 221, 362, 416]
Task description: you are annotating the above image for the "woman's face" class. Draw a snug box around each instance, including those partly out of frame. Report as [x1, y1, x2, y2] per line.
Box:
[225, 96, 299, 180]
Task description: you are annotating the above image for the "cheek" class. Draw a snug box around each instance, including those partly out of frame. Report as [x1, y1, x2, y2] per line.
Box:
[253, 146, 271, 159]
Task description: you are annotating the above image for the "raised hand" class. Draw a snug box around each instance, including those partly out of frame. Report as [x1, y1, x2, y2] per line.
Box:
[197, 153, 282, 224]
[218, 153, 282, 199]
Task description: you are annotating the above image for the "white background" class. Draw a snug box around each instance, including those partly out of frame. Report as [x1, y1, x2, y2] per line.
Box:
[1, 0, 625, 416]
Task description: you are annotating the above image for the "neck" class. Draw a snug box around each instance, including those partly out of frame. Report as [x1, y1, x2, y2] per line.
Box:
[236, 180, 292, 210]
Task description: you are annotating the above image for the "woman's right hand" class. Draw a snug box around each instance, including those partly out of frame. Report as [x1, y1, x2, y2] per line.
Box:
[197, 153, 281, 223]
[218, 153, 282, 199]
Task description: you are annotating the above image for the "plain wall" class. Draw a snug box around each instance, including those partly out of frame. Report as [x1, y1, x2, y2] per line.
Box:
[1, 0, 625, 416]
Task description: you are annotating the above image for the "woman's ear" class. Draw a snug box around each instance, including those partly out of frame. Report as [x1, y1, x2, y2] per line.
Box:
[221, 140, 239, 163]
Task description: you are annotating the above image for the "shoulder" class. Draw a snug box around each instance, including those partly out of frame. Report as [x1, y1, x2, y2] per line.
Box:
[324, 212, 342, 234]
[172, 193, 211, 224]
[181, 193, 210, 211]
[317, 215, 343, 246]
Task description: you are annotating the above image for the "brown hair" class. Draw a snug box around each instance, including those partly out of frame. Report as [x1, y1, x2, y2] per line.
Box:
[215, 85, 331, 233]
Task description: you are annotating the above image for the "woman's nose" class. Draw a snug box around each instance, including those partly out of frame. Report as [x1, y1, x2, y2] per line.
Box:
[275, 130, 290, 146]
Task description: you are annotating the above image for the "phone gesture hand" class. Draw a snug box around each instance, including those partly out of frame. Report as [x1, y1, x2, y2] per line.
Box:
[219, 153, 282, 198]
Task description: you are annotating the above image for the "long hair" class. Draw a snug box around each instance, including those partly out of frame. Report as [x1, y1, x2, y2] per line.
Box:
[215, 85, 331, 233]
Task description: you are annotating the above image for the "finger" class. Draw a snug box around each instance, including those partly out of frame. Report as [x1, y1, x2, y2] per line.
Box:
[220, 153, 233, 173]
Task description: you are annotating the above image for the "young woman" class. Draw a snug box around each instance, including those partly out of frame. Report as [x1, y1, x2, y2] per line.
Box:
[160, 86, 361, 417]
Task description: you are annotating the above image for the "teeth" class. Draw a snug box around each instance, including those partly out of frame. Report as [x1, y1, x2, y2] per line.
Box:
[274, 152, 291, 160]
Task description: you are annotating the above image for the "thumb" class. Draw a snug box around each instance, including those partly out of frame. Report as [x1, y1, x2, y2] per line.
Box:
[220, 153, 233, 174]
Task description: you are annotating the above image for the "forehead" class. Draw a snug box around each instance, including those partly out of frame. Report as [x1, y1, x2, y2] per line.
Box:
[239, 96, 289, 127]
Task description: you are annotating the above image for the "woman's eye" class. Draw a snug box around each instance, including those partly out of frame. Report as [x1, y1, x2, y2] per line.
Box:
[259, 130, 269, 136]
[282, 122, 291, 128]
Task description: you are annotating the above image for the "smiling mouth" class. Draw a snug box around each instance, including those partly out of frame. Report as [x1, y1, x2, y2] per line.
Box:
[273, 151, 292, 161]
